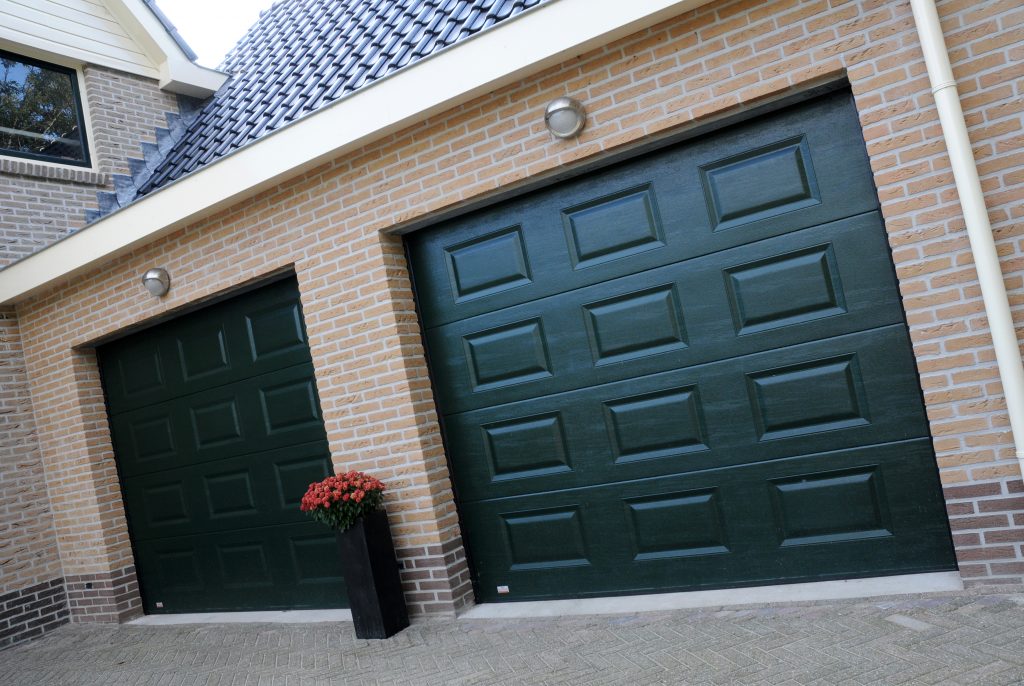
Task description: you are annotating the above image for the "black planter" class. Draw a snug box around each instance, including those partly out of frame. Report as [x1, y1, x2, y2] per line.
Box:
[335, 508, 409, 639]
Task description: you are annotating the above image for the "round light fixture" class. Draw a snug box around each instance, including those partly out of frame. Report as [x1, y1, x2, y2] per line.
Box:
[141, 268, 171, 297]
[544, 96, 587, 138]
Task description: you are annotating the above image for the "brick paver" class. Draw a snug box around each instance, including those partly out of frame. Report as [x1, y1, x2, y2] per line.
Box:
[2, 590, 1023, 685]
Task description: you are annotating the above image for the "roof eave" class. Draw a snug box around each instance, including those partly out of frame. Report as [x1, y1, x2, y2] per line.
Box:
[0, 0, 714, 305]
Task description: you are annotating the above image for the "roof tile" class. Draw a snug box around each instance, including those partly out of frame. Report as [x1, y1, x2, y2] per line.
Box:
[137, 0, 543, 197]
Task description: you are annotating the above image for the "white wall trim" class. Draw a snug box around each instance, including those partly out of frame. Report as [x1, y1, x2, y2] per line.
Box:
[0, 0, 225, 96]
[0, 0, 715, 305]
[0, 28, 159, 80]
[458, 572, 965, 619]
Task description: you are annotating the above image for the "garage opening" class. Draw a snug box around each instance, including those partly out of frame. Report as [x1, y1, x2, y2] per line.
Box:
[406, 90, 957, 603]
[98, 277, 346, 613]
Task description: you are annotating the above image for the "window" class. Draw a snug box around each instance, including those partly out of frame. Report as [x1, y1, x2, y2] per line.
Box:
[0, 51, 89, 166]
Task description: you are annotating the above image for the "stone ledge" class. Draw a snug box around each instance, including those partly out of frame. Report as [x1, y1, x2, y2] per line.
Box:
[0, 156, 109, 186]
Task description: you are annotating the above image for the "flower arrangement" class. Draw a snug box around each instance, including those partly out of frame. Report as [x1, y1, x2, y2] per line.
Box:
[299, 471, 386, 532]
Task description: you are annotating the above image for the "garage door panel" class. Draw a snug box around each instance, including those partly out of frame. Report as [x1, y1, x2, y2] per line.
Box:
[446, 325, 929, 501]
[462, 439, 952, 602]
[132, 522, 347, 613]
[101, 278, 312, 414]
[700, 135, 820, 231]
[428, 213, 904, 415]
[122, 441, 331, 541]
[112, 363, 324, 477]
[100, 278, 342, 613]
[408, 91, 955, 602]
[409, 92, 878, 328]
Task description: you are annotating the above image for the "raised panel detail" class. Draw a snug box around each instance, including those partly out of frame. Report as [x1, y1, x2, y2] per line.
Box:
[143, 482, 189, 525]
[482, 413, 571, 482]
[625, 489, 728, 560]
[157, 549, 203, 590]
[246, 303, 305, 360]
[562, 186, 665, 269]
[725, 244, 847, 335]
[701, 137, 820, 230]
[205, 470, 257, 517]
[128, 416, 176, 462]
[275, 455, 332, 507]
[177, 324, 230, 380]
[502, 507, 589, 570]
[583, 285, 687, 365]
[218, 543, 273, 588]
[604, 386, 707, 463]
[444, 226, 532, 301]
[117, 344, 164, 396]
[771, 468, 891, 546]
[290, 534, 345, 583]
[747, 355, 869, 441]
[190, 399, 243, 448]
[463, 319, 552, 391]
[99, 278, 339, 612]
[260, 380, 320, 433]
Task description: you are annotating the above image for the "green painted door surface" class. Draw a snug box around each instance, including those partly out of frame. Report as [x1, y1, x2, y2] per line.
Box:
[406, 91, 957, 603]
[99, 277, 346, 613]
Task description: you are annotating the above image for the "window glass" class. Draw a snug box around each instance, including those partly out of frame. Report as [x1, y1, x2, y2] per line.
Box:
[0, 51, 89, 166]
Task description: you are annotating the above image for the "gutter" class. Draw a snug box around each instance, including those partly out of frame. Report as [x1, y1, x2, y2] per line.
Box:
[909, 0, 1024, 466]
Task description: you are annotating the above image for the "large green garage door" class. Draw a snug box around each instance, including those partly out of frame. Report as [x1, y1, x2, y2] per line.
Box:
[99, 278, 346, 613]
[407, 91, 957, 603]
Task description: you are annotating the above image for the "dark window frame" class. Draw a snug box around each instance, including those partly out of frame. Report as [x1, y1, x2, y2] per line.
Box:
[0, 49, 91, 168]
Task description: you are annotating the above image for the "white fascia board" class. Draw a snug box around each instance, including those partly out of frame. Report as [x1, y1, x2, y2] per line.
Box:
[104, 0, 227, 96]
[0, 0, 714, 304]
[157, 57, 230, 99]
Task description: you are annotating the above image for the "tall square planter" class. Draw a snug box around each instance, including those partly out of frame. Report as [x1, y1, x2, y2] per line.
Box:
[335, 508, 409, 639]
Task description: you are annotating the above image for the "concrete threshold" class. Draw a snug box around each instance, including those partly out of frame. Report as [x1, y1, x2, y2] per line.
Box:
[458, 571, 964, 619]
[123, 572, 963, 625]
[128, 609, 353, 626]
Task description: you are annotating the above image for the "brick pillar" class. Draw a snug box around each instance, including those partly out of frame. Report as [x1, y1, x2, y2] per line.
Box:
[298, 232, 473, 615]
[0, 308, 70, 645]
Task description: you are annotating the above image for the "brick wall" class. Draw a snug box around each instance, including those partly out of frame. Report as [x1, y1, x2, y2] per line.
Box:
[0, 65, 182, 267]
[0, 578, 68, 649]
[0, 64, 183, 639]
[0, 309, 61, 595]
[9, 0, 1024, 621]
[82, 66, 182, 180]
[0, 308, 67, 647]
[0, 168, 102, 268]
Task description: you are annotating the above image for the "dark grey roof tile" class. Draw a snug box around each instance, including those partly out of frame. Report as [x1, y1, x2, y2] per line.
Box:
[135, 0, 546, 197]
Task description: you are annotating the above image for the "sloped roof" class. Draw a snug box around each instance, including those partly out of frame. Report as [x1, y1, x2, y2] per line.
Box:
[134, 0, 545, 198]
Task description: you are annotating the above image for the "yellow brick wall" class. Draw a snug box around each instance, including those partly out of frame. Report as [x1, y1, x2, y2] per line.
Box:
[12, 0, 1024, 618]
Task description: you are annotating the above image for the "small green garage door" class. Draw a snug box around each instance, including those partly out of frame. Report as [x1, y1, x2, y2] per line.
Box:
[407, 91, 957, 603]
[98, 278, 346, 613]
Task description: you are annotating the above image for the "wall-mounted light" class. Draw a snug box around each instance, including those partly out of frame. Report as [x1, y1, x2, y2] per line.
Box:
[141, 268, 171, 297]
[544, 96, 587, 138]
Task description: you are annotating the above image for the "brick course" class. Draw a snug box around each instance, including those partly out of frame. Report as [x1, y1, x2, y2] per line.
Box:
[0, 578, 69, 650]
[64, 566, 141, 624]
[6, 0, 1024, 620]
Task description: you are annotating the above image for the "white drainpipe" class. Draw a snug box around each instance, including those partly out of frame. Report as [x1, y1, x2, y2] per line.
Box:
[909, 0, 1024, 469]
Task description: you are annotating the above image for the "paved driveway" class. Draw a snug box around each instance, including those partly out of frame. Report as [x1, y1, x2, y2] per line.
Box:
[2, 590, 1023, 685]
